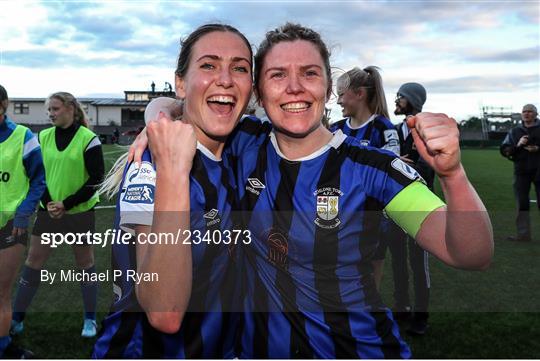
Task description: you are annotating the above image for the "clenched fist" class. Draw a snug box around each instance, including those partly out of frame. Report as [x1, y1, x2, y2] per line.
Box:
[407, 112, 461, 178]
[147, 112, 197, 174]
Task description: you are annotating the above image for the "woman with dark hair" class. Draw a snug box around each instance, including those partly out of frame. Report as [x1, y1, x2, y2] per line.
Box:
[93, 23, 253, 358]
[0, 84, 45, 358]
[12, 92, 105, 339]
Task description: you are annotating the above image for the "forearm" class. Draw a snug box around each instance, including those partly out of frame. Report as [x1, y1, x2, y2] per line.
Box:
[438, 165, 493, 269]
[135, 169, 192, 333]
[14, 150, 46, 228]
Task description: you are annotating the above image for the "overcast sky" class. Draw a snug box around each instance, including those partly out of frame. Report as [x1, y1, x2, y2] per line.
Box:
[1, 0, 538, 123]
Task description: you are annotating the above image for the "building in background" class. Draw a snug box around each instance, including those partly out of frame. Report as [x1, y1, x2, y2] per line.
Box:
[8, 82, 175, 143]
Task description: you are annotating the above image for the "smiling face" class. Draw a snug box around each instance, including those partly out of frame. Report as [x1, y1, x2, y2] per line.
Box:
[337, 80, 364, 119]
[175, 31, 253, 148]
[48, 97, 75, 128]
[258, 40, 328, 138]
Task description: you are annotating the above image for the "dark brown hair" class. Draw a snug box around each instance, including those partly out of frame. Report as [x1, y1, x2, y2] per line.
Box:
[0, 84, 8, 117]
[254, 23, 332, 100]
[175, 23, 253, 78]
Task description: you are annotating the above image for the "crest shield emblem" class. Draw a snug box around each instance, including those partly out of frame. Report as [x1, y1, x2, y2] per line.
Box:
[314, 187, 344, 229]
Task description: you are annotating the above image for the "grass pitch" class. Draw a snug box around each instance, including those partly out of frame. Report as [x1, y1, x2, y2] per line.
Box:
[10, 146, 540, 358]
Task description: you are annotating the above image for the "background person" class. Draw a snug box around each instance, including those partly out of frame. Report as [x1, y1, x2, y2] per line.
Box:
[11, 92, 104, 338]
[0, 84, 45, 358]
[331, 66, 401, 292]
[391, 82, 433, 335]
[500, 103, 540, 242]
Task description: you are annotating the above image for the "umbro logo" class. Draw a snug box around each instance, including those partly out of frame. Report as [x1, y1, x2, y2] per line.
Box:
[203, 208, 221, 226]
[204, 209, 219, 220]
[248, 178, 265, 189]
[246, 178, 265, 196]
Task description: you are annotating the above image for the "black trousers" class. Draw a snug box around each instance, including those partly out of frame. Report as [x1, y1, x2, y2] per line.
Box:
[513, 170, 540, 239]
[386, 223, 430, 321]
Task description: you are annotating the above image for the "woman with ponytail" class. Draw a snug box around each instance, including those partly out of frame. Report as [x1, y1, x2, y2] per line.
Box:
[331, 67, 404, 293]
[333, 66, 397, 150]
[12, 92, 105, 339]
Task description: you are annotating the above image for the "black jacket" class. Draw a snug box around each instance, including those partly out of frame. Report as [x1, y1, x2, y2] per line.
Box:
[500, 119, 540, 174]
[396, 121, 435, 190]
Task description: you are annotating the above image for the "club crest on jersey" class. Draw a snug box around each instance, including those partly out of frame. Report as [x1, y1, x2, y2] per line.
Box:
[267, 229, 288, 269]
[314, 187, 344, 229]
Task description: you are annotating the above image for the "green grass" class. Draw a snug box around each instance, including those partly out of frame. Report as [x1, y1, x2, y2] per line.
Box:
[10, 147, 540, 358]
[380, 148, 540, 358]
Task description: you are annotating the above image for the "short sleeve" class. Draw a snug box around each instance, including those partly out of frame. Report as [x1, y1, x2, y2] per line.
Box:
[119, 149, 156, 233]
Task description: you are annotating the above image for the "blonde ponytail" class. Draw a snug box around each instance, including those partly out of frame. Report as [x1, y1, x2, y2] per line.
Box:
[337, 66, 389, 119]
[99, 151, 129, 199]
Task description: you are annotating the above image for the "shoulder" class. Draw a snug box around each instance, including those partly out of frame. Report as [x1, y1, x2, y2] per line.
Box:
[22, 126, 35, 141]
[340, 136, 419, 180]
[77, 125, 98, 138]
[22, 128, 40, 157]
[226, 115, 271, 155]
[39, 126, 55, 137]
[373, 115, 396, 130]
[340, 136, 396, 165]
[236, 115, 272, 134]
[329, 118, 347, 131]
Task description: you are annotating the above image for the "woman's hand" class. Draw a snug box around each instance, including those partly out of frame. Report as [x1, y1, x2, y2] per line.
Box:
[47, 201, 66, 219]
[407, 113, 461, 179]
[147, 112, 196, 175]
[127, 127, 148, 167]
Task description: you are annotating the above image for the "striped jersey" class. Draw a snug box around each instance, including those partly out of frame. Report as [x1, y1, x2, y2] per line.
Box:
[228, 116, 443, 358]
[93, 144, 240, 359]
[330, 115, 400, 156]
[331, 115, 400, 233]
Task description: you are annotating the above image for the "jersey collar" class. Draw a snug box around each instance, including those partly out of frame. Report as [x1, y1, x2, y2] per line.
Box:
[346, 114, 377, 130]
[196, 141, 221, 162]
[269, 129, 347, 162]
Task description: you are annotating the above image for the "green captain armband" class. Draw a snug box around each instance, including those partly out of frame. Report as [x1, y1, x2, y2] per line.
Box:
[384, 181, 446, 238]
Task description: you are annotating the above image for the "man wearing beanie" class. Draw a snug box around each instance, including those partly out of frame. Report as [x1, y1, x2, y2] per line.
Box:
[500, 104, 540, 242]
[384, 82, 433, 336]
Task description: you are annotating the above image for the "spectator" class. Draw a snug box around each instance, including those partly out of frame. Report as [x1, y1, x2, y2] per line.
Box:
[500, 104, 540, 242]
[392, 82, 432, 335]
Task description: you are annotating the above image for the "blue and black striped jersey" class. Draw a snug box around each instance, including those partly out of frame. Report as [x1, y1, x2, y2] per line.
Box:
[230, 117, 415, 358]
[93, 145, 240, 359]
[330, 115, 400, 156]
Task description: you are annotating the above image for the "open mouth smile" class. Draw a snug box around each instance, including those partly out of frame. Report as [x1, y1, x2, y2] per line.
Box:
[207, 95, 237, 115]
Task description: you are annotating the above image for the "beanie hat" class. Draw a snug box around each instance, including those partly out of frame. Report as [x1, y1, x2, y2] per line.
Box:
[522, 104, 537, 114]
[397, 82, 426, 112]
